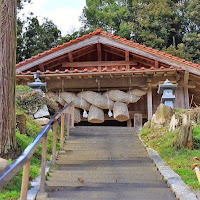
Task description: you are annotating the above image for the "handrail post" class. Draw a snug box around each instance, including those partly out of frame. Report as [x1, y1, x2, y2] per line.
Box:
[67, 107, 70, 137]
[40, 135, 47, 192]
[70, 104, 75, 128]
[52, 121, 58, 166]
[60, 113, 65, 150]
[20, 160, 30, 200]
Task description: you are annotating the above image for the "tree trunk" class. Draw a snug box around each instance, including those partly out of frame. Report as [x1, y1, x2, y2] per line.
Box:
[0, 0, 17, 158]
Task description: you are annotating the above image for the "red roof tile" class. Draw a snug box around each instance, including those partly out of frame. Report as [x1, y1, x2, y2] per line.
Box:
[93, 68, 98, 72]
[83, 68, 88, 72]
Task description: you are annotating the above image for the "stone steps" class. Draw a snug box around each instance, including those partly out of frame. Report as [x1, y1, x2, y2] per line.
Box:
[46, 187, 176, 200]
[43, 126, 177, 200]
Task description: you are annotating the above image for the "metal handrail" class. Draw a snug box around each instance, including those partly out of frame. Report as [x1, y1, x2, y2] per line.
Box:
[0, 102, 75, 199]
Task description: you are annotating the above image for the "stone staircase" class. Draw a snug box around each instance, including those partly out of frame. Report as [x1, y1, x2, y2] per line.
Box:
[44, 126, 177, 200]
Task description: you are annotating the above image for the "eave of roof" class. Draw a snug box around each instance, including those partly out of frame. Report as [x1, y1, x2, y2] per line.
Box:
[16, 67, 181, 77]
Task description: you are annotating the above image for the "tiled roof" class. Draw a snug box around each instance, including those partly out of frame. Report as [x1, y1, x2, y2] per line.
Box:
[16, 28, 200, 69]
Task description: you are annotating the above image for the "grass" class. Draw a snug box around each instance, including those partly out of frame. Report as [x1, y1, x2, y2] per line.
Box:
[141, 123, 200, 190]
[0, 114, 61, 200]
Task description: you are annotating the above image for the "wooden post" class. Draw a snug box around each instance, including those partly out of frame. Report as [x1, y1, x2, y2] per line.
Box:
[134, 114, 143, 133]
[52, 121, 58, 166]
[184, 71, 190, 109]
[155, 60, 159, 68]
[147, 80, 153, 120]
[97, 43, 102, 71]
[20, 160, 30, 200]
[127, 119, 132, 127]
[60, 113, 65, 150]
[71, 104, 75, 128]
[125, 50, 130, 70]
[40, 136, 47, 192]
[67, 107, 71, 137]
[193, 164, 200, 184]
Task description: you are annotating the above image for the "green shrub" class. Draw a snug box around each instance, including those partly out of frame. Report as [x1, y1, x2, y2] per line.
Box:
[26, 116, 42, 137]
[193, 124, 200, 149]
[16, 85, 33, 93]
[141, 123, 200, 189]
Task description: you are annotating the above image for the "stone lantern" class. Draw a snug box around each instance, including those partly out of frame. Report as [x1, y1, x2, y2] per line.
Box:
[28, 73, 46, 92]
[158, 79, 177, 108]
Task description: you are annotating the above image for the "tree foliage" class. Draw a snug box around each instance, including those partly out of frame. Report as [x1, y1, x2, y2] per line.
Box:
[16, 0, 200, 64]
[17, 1, 61, 63]
[81, 0, 200, 63]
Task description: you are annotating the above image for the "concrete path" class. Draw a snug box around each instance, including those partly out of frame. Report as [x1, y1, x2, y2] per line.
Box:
[44, 126, 177, 200]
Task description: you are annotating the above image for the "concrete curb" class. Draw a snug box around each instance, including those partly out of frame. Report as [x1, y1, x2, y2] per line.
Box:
[146, 147, 198, 200]
[139, 135, 198, 200]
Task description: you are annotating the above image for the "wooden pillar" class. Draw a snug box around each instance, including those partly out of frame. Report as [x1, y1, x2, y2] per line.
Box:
[40, 136, 47, 192]
[20, 160, 30, 200]
[67, 107, 70, 137]
[134, 114, 143, 133]
[184, 71, 190, 109]
[52, 121, 58, 166]
[147, 80, 153, 120]
[127, 119, 132, 127]
[60, 113, 65, 149]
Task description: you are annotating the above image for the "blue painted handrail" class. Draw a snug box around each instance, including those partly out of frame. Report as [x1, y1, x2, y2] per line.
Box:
[0, 102, 72, 189]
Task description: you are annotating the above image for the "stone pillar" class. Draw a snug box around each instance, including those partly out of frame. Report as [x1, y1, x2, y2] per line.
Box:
[134, 114, 142, 133]
[127, 119, 132, 127]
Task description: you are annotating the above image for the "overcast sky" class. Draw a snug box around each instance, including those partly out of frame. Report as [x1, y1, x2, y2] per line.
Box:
[20, 0, 86, 35]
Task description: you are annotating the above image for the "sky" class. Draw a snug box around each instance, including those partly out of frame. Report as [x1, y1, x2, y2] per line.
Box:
[20, 0, 86, 35]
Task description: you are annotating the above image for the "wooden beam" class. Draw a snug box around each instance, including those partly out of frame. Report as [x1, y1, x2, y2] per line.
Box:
[68, 52, 73, 63]
[73, 49, 96, 60]
[63, 61, 137, 68]
[45, 77, 51, 81]
[103, 48, 125, 58]
[125, 50, 130, 70]
[147, 79, 153, 120]
[72, 44, 95, 54]
[46, 63, 62, 70]
[45, 77, 147, 90]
